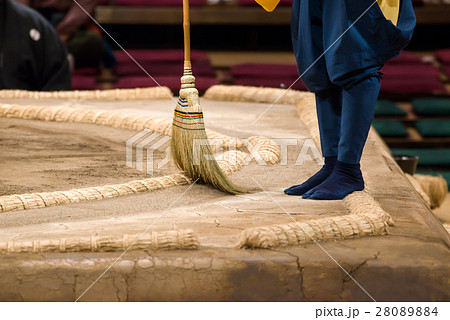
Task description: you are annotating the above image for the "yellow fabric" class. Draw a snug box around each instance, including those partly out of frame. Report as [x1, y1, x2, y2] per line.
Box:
[255, 0, 280, 12]
[255, 0, 400, 25]
[377, 0, 400, 26]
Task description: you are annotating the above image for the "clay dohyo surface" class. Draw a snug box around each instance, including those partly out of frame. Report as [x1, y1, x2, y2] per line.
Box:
[0, 97, 449, 301]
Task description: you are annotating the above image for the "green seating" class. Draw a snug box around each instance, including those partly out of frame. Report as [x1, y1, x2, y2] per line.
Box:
[375, 100, 407, 116]
[416, 120, 450, 137]
[372, 120, 408, 137]
[390, 148, 450, 167]
[412, 98, 450, 116]
[416, 171, 450, 187]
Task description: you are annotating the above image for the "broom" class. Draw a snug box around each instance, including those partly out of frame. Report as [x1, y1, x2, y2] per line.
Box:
[171, 0, 242, 195]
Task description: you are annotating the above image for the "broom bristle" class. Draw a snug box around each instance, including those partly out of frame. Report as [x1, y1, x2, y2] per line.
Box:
[171, 68, 242, 194]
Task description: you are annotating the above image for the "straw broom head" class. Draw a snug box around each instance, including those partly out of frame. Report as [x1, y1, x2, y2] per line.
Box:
[171, 0, 242, 194]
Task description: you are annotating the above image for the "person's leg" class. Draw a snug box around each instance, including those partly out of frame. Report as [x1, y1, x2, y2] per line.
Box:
[304, 75, 381, 200]
[285, 87, 341, 195]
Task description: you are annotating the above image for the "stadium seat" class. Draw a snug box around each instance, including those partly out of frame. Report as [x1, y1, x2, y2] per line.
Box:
[386, 50, 427, 65]
[412, 98, 450, 116]
[71, 75, 100, 90]
[416, 120, 450, 137]
[375, 100, 408, 116]
[381, 64, 441, 80]
[113, 75, 219, 93]
[442, 65, 450, 79]
[115, 61, 215, 77]
[390, 148, 450, 167]
[435, 49, 450, 64]
[115, 49, 210, 64]
[372, 120, 409, 137]
[380, 78, 447, 95]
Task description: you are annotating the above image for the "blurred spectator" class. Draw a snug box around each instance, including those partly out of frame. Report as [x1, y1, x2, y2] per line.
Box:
[0, 0, 71, 90]
[17, 0, 116, 69]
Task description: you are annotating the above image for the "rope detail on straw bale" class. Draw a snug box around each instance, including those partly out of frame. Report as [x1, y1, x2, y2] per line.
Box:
[246, 136, 281, 165]
[204, 85, 310, 106]
[411, 174, 448, 209]
[236, 212, 390, 249]
[0, 87, 172, 100]
[0, 229, 199, 253]
[444, 224, 450, 235]
[406, 174, 432, 207]
[295, 97, 321, 149]
[0, 104, 243, 151]
[236, 191, 393, 249]
[0, 174, 191, 213]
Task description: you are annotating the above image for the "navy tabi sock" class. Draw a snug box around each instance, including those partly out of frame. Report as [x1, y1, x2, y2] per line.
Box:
[303, 161, 364, 200]
[284, 156, 337, 196]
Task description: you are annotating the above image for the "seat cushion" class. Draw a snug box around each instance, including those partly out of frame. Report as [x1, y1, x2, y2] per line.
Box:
[381, 64, 440, 79]
[412, 98, 450, 116]
[372, 120, 408, 137]
[386, 50, 426, 64]
[416, 120, 450, 137]
[115, 49, 210, 64]
[71, 75, 100, 90]
[435, 49, 450, 64]
[380, 78, 447, 95]
[115, 61, 215, 77]
[114, 76, 219, 93]
[442, 65, 450, 79]
[375, 100, 407, 116]
[390, 148, 450, 167]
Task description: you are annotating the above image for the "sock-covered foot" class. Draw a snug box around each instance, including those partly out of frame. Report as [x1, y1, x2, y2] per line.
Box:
[284, 157, 337, 196]
[306, 161, 364, 200]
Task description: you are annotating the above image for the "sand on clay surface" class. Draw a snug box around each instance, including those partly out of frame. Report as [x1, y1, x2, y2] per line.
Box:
[0, 118, 178, 196]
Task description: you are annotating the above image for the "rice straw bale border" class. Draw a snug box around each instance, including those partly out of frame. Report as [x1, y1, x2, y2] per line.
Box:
[0, 229, 199, 253]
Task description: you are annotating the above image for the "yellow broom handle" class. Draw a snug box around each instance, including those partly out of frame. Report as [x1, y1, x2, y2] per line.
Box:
[183, 0, 191, 68]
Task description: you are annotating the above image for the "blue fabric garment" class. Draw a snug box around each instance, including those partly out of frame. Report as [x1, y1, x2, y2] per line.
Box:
[315, 76, 381, 164]
[291, 0, 416, 92]
[284, 156, 337, 195]
[302, 161, 365, 200]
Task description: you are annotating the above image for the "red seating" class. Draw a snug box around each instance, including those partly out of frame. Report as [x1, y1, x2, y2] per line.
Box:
[115, 61, 215, 77]
[114, 76, 219, 93]
[71, 75, 100, 90]
[115, 49, 209, 64]
[114, 0, 206, 6]
[442, 65, 450, 79]
[381, 64, 441, 80]
[435, 49, 450, 64]
[387, 51, 427, 65]
[380, 78, 447, 95]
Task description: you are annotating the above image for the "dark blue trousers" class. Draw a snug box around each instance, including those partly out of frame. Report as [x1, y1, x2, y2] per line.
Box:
[291, 0, 415, 163]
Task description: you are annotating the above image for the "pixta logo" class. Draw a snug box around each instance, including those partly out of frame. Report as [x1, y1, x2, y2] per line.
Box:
[126, 130, 323, 175]
[126, 130, 171, 175]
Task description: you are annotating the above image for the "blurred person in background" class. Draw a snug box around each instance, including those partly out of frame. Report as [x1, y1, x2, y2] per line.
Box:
[17, 0, 116, 69]
[0, 0, 71, 90]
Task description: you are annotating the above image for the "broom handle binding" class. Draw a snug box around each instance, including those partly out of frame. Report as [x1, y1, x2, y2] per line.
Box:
[183, 0, 191, 68]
